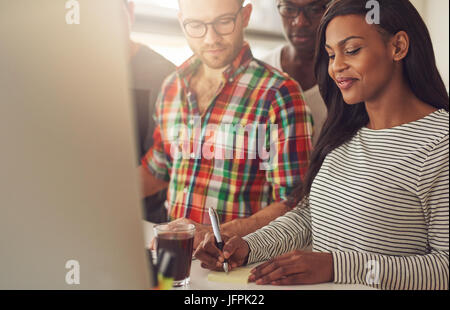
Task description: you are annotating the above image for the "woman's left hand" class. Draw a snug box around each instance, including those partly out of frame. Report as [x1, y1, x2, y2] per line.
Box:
[248, 251, 334, 286]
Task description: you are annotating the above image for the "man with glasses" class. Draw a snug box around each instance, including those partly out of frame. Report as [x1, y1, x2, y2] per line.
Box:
[262, 0, 329, 146]
[140, 0, 313, 248]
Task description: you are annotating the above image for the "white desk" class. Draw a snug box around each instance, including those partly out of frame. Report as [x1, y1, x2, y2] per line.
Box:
[143, 221, 374, 290]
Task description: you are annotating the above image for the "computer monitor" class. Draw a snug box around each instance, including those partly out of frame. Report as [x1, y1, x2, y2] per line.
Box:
[0, 0, 152, 289]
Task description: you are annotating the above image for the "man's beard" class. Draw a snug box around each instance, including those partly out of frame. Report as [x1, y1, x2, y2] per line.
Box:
[198, 43, 234, 69]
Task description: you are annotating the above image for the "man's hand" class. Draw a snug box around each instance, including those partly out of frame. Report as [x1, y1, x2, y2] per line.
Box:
[149, 218, 212, 250]
[248, 251, 334, 285]
[194, 233, 250, 271]
[170, 218, 212, 250]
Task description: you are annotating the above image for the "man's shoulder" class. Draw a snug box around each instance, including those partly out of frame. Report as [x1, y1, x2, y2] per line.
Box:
[247, 57, 301, 93]
[137, 45, 174, 67]
[132, 45, 175, 77]
[131, 44, 176, 89]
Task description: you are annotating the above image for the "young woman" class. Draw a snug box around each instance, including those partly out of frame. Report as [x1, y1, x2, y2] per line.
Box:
[194, 0, 449, 290]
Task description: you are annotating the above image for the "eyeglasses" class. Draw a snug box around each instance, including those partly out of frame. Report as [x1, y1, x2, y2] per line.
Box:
[277, 1, 327, 20]
[183, 7, 243, 38]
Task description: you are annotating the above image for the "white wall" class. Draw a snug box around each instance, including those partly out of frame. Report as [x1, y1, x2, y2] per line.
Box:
[425, 0, 449, 92]
[410, 0, 426, 16]
[412, 0, 449, 91]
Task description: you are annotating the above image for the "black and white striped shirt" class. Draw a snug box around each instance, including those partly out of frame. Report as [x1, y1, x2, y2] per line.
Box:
[244, 109, 449, 290]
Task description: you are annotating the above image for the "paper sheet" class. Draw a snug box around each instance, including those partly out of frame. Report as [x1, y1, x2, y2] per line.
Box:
[207, 267, 253, 284]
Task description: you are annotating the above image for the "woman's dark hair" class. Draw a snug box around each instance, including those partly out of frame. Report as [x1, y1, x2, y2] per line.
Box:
[289, 0, 449, 205]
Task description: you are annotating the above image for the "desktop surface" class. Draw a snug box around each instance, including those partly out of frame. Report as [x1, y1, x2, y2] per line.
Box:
[142, 221, 376, 291]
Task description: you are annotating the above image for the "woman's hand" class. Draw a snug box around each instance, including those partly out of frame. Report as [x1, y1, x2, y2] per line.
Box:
[248, 251, 334, 285]
[194, 233, 250, 271]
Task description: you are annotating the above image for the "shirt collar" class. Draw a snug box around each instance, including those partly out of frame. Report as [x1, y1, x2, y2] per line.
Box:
[176, 42, 254, 82]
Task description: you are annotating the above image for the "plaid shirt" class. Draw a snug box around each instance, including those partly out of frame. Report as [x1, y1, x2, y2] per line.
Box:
[142, 43, 313, 224]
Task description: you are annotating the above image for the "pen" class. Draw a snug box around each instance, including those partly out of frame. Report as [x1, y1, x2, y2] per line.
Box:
[208, 207, 229, 274]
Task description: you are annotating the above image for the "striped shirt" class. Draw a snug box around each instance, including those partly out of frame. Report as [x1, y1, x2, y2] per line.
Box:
[244, 109, 449, 290]
[142, 43, 313, 224]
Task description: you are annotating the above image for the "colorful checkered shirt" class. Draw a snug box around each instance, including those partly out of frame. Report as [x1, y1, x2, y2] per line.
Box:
[142, 43, 313, 224]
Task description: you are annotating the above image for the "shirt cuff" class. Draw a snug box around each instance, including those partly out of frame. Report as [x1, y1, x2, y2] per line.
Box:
[142, 151, 170, 183]
[147, 163, 170, 183]
[243, 233, 265, 265]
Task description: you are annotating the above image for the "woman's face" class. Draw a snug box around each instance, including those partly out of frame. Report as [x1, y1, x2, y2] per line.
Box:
[325, 15, 397, 105]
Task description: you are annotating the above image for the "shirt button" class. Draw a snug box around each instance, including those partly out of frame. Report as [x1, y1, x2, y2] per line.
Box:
[229, 78, 234, 83]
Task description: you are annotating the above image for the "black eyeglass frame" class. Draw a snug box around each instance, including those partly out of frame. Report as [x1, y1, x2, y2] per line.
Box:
[277, 1, 328, 20]
[182, 6, 244, 38]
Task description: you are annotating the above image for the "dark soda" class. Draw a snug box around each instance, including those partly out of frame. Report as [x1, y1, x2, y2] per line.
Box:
[156, 232, 194, 281]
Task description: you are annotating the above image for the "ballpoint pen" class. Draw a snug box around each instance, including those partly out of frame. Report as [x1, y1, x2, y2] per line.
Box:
[208, 207, 229, 274]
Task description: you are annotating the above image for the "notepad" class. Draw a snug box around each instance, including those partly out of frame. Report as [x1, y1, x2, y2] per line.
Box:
[207, 267, 253, 284]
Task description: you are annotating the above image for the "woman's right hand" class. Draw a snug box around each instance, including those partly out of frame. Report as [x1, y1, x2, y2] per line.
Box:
[194, 233, 250, 271]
